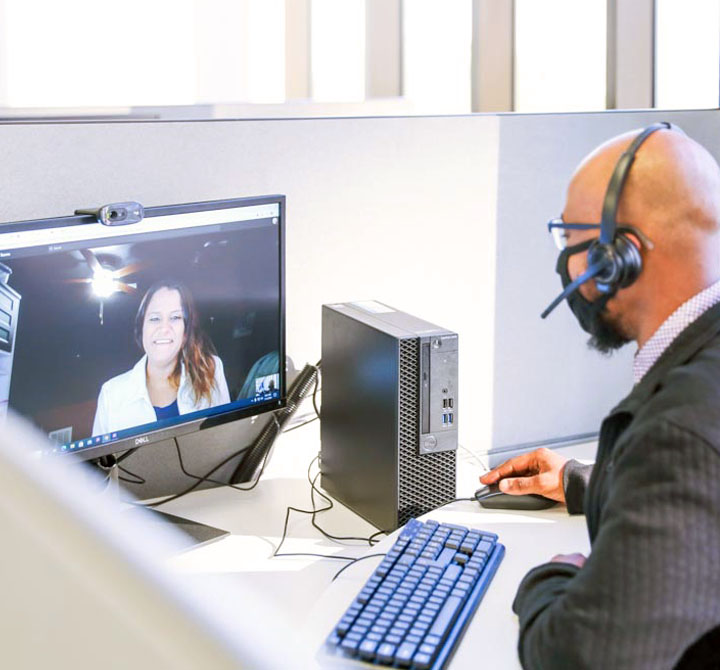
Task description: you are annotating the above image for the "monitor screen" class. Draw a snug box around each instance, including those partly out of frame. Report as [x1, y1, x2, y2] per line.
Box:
[0, 196, 285, 460]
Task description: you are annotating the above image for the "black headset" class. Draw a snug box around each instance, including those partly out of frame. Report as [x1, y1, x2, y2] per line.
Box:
[541, 121, 683, 319]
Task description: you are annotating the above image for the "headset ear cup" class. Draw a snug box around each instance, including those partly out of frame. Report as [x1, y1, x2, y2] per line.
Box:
[587, 241, 616, 289]
[614, 233, 643, 288]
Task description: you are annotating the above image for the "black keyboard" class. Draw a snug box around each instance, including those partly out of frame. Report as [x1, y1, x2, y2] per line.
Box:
[325, 518, 505, 669]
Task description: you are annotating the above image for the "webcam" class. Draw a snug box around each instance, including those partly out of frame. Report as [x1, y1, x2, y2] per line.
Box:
[75, 202, 144, 226]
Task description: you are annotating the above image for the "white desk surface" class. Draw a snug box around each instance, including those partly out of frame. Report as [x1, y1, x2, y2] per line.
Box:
[158, 422, 591, 669]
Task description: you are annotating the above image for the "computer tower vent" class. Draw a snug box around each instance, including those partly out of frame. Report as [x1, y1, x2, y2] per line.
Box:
[397, 338, 456, 527]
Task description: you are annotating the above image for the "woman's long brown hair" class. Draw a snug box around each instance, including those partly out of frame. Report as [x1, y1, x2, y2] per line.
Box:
[135, 281, 217, 404]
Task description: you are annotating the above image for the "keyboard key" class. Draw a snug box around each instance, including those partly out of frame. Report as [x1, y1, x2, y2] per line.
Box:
[442, 564, 462, 583]
[376, 643, 396, 664]
[436, 547, 457, 567]
[396, 641, 418, 666]
[336, 617, 354, 635]
[428, 596, 463, 638]
[340, 637, 360, 654]
[358, 639, 378, 660]
[412, 651, 433, 669]
[419, 643, 438, 656]
[477, 539, 494, 553]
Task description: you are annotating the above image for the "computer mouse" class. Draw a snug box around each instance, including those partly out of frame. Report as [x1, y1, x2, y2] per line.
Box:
[474, 483, 558, 511]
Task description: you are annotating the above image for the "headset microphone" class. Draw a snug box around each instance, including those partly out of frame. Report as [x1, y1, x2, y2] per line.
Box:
[541, 121, 683, 320]
[540, 262, 608, 319]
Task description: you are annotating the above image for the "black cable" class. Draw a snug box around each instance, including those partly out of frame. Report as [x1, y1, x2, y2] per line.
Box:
[272, 552, 355, 561]
[312, 362, 321, 420]
[367, 529, 388, 546]
[273, 503, 334, 558]
[116, 448, 138, 464]
[118, 465, 146, 485]
[332, 553, 386, 582]
[273, 453, 385, 561]
[136, 441, 255, 508]
[435, 497, 476, 508]
[305, 456, 382, 544]
[173, 436, 273, 493]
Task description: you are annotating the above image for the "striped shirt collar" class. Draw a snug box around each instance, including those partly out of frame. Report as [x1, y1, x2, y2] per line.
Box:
[633, 278, 720, 384]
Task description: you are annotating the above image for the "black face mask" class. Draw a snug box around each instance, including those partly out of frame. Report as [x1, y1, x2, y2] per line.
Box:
[556, 241, 630, 354]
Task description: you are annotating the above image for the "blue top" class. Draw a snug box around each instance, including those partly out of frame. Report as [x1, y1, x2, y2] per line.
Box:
[153, 399, 180, 421]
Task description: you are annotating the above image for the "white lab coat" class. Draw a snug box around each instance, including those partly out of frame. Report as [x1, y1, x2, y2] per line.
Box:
[92, 354, 230, 436]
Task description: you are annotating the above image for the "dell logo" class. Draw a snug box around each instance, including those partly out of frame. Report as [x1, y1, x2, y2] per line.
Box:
[135, 436, 150, 446]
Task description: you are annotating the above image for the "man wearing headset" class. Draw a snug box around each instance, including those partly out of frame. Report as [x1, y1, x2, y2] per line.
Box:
[482, 124, 720, 668]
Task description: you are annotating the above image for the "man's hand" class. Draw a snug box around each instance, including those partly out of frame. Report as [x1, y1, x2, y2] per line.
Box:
[550, 553, 587, 568]
[479, 447, 569, 503]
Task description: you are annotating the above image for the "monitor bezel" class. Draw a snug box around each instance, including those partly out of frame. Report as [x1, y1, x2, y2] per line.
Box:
[2, 194, 287, 462]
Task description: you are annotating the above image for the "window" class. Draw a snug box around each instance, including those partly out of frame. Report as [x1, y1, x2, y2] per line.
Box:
[247, 0, 286, 103]
[4, 0, 197, 107]
[655, 0, 720, 109]
[514, 0, 607, 113]
[311, 0, 366, 102]
[402, 0, 472, 113]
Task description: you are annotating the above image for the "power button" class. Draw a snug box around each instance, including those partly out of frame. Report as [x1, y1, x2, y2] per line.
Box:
[424, 435, 438, 450]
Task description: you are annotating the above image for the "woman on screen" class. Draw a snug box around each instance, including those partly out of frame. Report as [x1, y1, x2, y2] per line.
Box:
[92, 280, 230, 435]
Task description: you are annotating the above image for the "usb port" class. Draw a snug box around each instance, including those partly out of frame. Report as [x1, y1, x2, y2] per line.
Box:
[442, 399, 448, 408]
[448, 398, 454, 409]
[441, 414, 447, 425]
[448, 413, 454, 424]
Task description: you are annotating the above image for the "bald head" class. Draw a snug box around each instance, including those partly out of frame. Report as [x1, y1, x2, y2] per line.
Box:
[566, 127, 720, 246]
[561, 126, 720, 349]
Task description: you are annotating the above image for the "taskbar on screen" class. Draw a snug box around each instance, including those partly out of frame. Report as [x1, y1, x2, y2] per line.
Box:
[51, 390, 281, 456]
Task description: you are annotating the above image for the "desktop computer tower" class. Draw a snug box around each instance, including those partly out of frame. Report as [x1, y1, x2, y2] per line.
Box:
[320, 302, 458, 531]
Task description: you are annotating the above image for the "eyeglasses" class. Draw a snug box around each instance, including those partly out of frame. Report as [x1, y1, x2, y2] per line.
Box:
[547, 218, 601, 250]
[547, 218, 655, 251]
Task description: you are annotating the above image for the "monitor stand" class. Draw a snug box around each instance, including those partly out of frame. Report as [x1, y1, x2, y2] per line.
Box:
[92, 457, 230, 553]
[122, 506, 230, 553]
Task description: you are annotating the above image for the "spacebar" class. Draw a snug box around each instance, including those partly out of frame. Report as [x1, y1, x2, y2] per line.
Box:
[428, 595, 463, 639]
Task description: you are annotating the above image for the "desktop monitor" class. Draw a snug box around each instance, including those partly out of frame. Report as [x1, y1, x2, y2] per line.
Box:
[0, 195, 286, 464]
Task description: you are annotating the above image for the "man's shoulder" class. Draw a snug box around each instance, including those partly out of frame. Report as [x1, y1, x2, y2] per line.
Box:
[630, 336, 720, 449]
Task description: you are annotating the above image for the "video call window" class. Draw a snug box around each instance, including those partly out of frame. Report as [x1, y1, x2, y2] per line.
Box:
[0, 199, 284, 456]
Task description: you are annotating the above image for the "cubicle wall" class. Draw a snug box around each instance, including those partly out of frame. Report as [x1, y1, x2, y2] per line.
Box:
[0, 109, 716, 495]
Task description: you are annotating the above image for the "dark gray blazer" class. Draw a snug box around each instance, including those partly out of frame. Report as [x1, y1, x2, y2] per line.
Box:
[512, 302, 720, 669]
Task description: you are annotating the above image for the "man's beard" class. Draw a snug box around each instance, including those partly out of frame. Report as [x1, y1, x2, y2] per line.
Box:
[586, 314, 631, 354]
[565, 290, 631, 354]
[587, 309, 632, 356]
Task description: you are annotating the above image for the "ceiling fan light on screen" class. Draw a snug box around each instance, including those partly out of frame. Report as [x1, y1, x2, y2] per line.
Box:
[91, 267, 118, 298]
